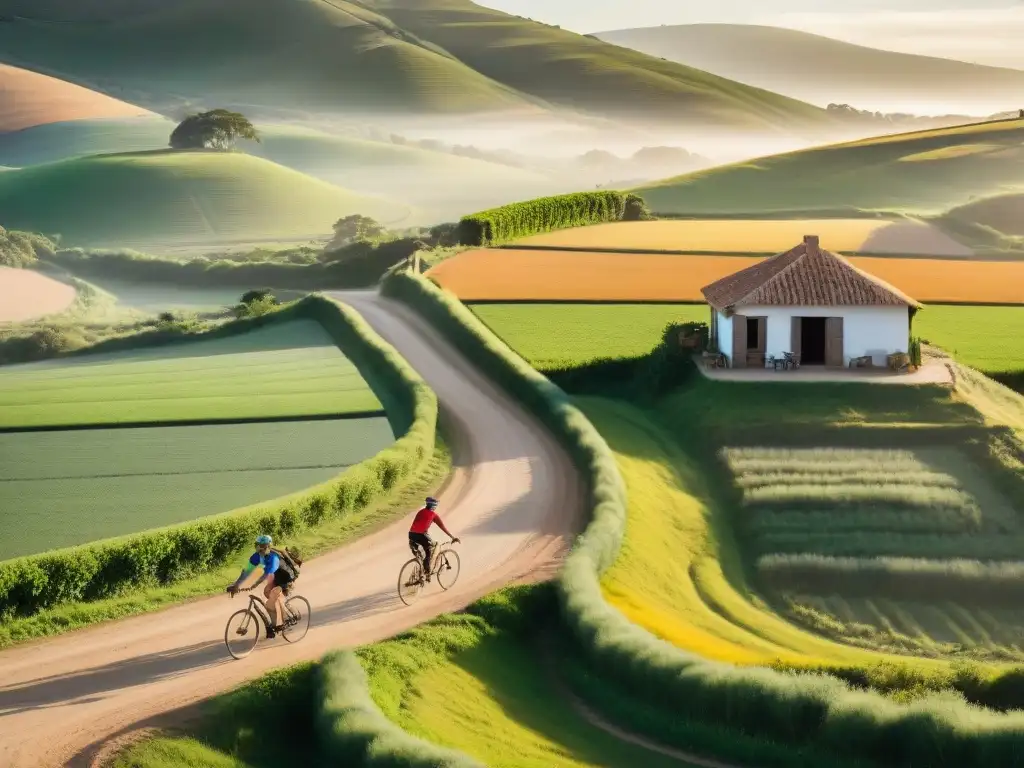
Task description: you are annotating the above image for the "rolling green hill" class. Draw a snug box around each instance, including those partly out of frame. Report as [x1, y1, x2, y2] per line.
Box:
[635, 118, 1024, 216]
[0, 117, 173, 166]
[0, 150, 407, 246]
[594, 24, 1024, 115]
[0, 0, 833, 131]
[942, 193, 1024, 239]
[0, 0, 534, 116]
[367, 1, 832, 131]
[0, 119, 562, 222]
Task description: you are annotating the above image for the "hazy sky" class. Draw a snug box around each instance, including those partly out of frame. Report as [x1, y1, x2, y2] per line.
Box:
[480, 1, 1024, 68]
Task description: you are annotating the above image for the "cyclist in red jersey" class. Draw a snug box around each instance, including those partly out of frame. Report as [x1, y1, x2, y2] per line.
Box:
[409, 497, 459, 582]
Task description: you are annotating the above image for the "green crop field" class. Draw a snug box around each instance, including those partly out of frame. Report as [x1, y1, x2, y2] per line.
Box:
[916, 305, 1024, 386]
[576, 396, 978, 672]
[0, 0, 833, 130]
[634, 119, 1024, 215]
[469, 303, 710, 368]
[0, 319, 383, 428]
[469, 302, 1023, 391]
[785, 594, 1024, 662]
[577, 385, 1024, 673]
[727, 446, 1021, 561]
[0, 150, 407, 247]
[0, 416, 394, 559]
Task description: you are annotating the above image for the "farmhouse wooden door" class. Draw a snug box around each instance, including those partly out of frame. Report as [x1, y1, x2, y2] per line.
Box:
[745, 316, 767, 368]
[732, 314, 747, 368]
[825, 316, 844, 367]
[790, 317, 802, 357]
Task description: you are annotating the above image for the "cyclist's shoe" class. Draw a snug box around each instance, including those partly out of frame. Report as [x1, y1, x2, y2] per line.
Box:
[425, 573, 432, 583]
[266, 627, 277, 639]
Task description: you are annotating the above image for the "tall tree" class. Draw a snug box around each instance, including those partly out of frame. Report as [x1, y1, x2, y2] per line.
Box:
[169, 109, 260, 150]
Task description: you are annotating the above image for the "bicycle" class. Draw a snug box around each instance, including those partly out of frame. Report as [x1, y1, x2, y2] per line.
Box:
[223, 585, 312, 660]
[397, 538, 461, 606]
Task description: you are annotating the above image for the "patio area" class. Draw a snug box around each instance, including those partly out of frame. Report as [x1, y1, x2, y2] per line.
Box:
[694, 353, 953, 385]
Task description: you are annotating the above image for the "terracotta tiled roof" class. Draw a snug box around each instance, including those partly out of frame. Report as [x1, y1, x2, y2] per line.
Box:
[701, 235, 921, 311]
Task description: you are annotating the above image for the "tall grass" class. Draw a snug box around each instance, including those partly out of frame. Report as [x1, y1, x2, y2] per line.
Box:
[760, 554, 1024, 606]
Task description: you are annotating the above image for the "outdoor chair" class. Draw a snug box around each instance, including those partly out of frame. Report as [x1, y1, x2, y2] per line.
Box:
[849, 355, 872, 369]
[702, 351, 725, 370]
[782, 351, 800, 370]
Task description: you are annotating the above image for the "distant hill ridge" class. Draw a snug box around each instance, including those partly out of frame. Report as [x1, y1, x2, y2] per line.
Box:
[0, 0, 835, 133]
[0, 63, 151, 132]
[633, 118, 1024, 216]
[594, 24, 1024, 115]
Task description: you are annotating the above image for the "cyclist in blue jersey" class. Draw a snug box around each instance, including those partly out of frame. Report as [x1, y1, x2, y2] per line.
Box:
[227, 534, 295, 638]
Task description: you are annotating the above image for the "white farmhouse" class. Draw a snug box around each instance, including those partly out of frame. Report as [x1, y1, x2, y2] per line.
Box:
[701, 235, 921, 369]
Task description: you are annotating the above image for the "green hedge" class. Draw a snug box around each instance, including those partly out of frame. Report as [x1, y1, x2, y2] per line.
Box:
[455, 191, 648, 246]
[316, 585, 550, 767]
[44, 241, 412, 290]
[316, 651, 481, 767]
[0, 295, 437, 619]
[380, 271, 1024, 767]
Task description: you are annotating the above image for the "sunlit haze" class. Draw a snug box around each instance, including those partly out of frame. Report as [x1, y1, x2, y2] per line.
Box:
[482, 1, 1024, 69]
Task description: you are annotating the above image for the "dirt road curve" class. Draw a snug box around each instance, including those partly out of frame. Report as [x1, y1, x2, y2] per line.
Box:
[0, 291, 583, 768]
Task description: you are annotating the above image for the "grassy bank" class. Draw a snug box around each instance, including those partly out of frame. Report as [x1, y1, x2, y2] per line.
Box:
[113, 586, 870, 768]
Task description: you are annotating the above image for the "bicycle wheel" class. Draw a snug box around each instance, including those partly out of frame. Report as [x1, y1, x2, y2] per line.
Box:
[225, 608, 261, 659]
[283, 595, 312, 644]
[397, 558, 424, 606]
[435, 549, 461, 591]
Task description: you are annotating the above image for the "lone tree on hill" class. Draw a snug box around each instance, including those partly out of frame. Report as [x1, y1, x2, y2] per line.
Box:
[327, 215, 385, 250]
[169, 109, 260, 150]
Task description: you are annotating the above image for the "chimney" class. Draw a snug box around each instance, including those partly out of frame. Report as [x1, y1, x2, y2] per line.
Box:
[803, 235, 819, 249]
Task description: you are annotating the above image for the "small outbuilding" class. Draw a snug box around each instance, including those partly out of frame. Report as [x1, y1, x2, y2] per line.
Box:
[701, 235, 921, 369]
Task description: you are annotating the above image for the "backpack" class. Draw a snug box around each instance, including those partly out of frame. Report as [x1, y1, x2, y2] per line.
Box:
[271, 547, 303, 580]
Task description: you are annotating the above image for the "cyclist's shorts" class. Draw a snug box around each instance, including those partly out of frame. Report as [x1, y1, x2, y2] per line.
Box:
[273, 570, 294, 589]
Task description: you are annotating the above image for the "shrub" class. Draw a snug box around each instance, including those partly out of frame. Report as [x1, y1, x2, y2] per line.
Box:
[240, 288, 278, 305]
[0, 227, 55, 268]
[0, 295, 438, 619]
[233, 294, 280, 319]
[910, 336, 923, 367]
[623, 193, 653, 221]
[455, 191, 645, 245]
[381, 269, 1024, 767]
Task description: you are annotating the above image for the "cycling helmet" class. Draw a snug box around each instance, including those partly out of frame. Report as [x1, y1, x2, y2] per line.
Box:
[425, 497, 438, 510]
[255, 534, 273, 546]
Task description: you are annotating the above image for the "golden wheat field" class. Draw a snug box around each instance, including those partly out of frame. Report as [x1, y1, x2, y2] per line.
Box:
[513, 219, 973, 257]
[428, 249, 1024, 304]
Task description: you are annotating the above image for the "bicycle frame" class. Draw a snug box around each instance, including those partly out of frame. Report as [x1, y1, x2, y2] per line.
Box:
[240, 591, 294, 630]
[410, 538, 455, 575]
